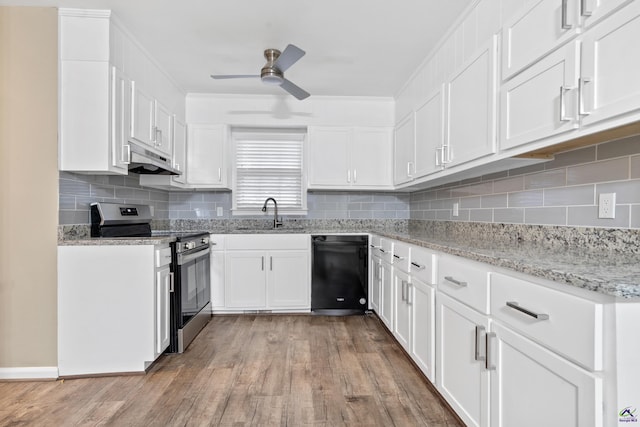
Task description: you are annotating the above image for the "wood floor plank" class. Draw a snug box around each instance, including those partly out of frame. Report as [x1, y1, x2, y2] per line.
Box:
[0, 314, 462, 427]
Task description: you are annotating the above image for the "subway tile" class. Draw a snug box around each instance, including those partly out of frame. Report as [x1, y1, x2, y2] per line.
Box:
[190, 202, 216, 211]
[568, 205, 630, 228]
[544, 146, 596, 169]
[436, 189, 452, 199]
[524, 207, 566, 225]
[107, 175, 126, 186]
[632, 155, 640, 179]
[435, 210, 451, 220]
[385, 202, 409, 210]
[59, 195, 76, 210]
[397, 210, 410, 219]
[361, 202, 387, 211]
[493, 176, 524, 193]
[59, 178, 90, 196]
[493, 208, 524, 224]
[149, 190, 169, 202]
[90, 184, 115, 198]
[460, 196, 481, 209]
[508, 162, 546, 177]
[567, 157, 628, 185]
[524, 169, 566, 189]
[373, 210, 398, 219]
[324, 210, 349, 219]
[373, 194, 397, 203]
[451, 182, 493, 197]
[481, 194, 508, 208]
[347, 202, 361, 210]
[349, 210, 373, 219]
[596, 180, 640, 204]
[631, 205, 640, 228]
[348, 194, 373, 202]
[134, 189, 151, 200]
[469, 209, 492, 222]
[115, 188, 136, 199]
[430, 199, 446, 209]
[508, 190, 543, 207]
[459, 176, 483, 186]
[452, 210, 470, 221]
[59, 210, 90, 225]
[423, 211, 437, 220]
[597, 134, 640, 160]
[544, 185, 594, 206]
[482, 170, 509, 181]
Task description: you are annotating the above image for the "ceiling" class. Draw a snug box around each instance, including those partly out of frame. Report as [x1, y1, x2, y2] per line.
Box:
[2, 0, 473, 98]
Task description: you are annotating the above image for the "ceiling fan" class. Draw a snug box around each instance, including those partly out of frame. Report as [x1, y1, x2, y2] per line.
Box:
[211, 44, 310, 100]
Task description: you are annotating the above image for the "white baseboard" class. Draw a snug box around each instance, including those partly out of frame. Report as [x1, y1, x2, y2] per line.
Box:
[0, 366, 59, 380]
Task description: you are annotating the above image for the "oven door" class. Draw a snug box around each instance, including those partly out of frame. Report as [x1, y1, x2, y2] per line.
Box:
[176, 246, 211, 327]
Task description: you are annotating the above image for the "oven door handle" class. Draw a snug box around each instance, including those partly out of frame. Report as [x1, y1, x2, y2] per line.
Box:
[177, 247, 210, 265]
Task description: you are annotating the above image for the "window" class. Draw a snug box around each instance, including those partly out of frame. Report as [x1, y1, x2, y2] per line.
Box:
[231, 127, 307, 215]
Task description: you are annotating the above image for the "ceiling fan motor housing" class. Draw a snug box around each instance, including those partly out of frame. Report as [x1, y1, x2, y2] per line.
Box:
[261, 48, 284, 85]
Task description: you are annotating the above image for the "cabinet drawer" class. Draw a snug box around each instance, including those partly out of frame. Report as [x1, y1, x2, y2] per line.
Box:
[155, 247, 172, 267]
[437, 255, 490, 314]
[209, 234, 225, 250]
[490, 273, 603, 371]
[410, 245, 436, 285]
[393, 241, 410, 272]
[379, 238, 394, 264]
[226, 234, 309, 250]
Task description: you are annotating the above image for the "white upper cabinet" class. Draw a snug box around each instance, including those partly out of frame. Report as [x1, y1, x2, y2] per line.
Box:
[502, 0, 581, 80]
[130, 80, 155, 147]
[172, 118, 187, 183]
[154, 101, 173, 156]
[394, 114, 416, 185]
[500, 41, 580, 150]
[308, 126, 393, 189]
[446, 36, 498, 167]
[414, 84, 446, 178]
[186, 124, 229, 189]
[580, 0, 633, 28]
[579, 1, 640, 128]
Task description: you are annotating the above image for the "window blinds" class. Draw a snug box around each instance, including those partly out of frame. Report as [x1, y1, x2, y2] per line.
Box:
[233, 130, 306, 212]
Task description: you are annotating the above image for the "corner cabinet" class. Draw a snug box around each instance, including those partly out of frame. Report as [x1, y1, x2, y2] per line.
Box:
[219, 234, 310, 312]
[308, 126, 393, 190]
[186, 124, 230, 189]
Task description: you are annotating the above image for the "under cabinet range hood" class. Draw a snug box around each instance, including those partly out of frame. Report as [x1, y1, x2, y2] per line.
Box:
[127, 142, 181, 175]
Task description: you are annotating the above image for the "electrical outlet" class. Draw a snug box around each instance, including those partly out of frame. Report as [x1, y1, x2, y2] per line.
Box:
[598, 193, 616, 219]
[216, 207, 223, 217]
[452, 202, 459, 217]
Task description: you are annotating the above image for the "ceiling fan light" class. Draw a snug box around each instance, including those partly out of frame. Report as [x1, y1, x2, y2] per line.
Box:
[262, 74, 284, 85]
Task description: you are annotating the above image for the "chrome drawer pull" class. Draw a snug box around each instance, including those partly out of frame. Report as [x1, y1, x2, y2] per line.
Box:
[475, 325, 486, 361]
[393, 254, 405, 260]
[485, 332, 496, 371]
[411, 262, 425, 270]
[506, 301, 549, 320]
[444, 276, 467, 287]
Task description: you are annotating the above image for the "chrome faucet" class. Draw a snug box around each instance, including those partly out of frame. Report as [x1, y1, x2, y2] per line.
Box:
[261, 197, 283, 228]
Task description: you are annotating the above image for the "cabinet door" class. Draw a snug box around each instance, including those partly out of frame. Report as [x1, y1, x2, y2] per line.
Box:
[580, 1, 640, 128]
[155, 266, 171, 356]
[130, 80, 154, 147]
[379, 261, 394, 329]
[351, 128, 392, 188]
[172, 118, 187, 184]
[154, 100, 173, 156]
[446, 37, 497, 167]
[307, 127, 351, 187]
[224, 251, 266, 308]
[500, 42, 580, 151]
[394, 114, 415, 185]
[414, 85, 446, 178]
[187, 124, 227, 187]
[111, 66, 129, 173]
[411, 278, 436, 382]
[437, 293, 490, 427]
[580, 0, 633, 28]
[267, 250, 310, 309]
[370, 256, 382, 312]
[490, 322, 602, 427]
[393, 269, 411, 351]
[502, 0, 580, 79]
[210, 249, 225, 309]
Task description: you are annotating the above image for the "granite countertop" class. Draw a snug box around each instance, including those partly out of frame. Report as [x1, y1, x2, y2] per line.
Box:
[374, 230, 640, 300]
[59, 226, 640, 299]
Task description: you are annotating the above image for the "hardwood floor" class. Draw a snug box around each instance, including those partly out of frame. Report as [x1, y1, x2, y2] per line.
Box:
[0, 314, 463, 426]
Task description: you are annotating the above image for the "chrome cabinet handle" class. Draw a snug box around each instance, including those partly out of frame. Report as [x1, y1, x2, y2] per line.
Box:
[581, 0, 592, 16]
[407, 283, 413, 305]
[579, 77, 591, 116]
[270, 256, 273, 271]
[123, 144, 131, 164]
[218, 167, 222, 182]
[168, 272, 174, 293]
[561, 0, 572, 29]
[506, 301, 550, 320]
[435, 147, 442, 166]
[347, 169, 351, 183]
[411, 261, 425, 270]
[393, 254, 405, 260]
[475, 325, 486, 361]
[353, 169, 357, 183]
[370, 245, 381, 249]
[401, 280, 406, 302]
[442, 145, 452, 164]
[261, 256, 264, 271]
[485, 332, 496, 370]
[379, 248, 386, 253]
[444, 276, 467, 287]
[559, 86, 571, 122]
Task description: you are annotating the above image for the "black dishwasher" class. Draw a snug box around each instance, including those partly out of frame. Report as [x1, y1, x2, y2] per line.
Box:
[311, 235, 368, 315]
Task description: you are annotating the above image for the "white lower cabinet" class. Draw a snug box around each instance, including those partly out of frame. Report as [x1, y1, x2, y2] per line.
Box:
[220, 235, 310, 311]
[437, 293, 491, 427]
[155, 264, 171, 358]
[370, 254, 382, 313]
[489, 322, 602, 427]
[410, 277, 436, 382]
[379, 259, 394, 329]
[393, 267, 412, 351]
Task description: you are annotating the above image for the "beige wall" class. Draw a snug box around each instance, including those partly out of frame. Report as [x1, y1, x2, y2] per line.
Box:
[0, 7, 58, 368]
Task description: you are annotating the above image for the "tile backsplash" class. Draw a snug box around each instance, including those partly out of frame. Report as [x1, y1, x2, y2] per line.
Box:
[59, 134, 639, 229]
[410, 134, 640, 229]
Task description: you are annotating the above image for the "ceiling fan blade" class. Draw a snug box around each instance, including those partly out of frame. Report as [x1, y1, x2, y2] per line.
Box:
[280, 79, 310, 100]
[210, 74, 259, 79]
[273, 44, 305, 72]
